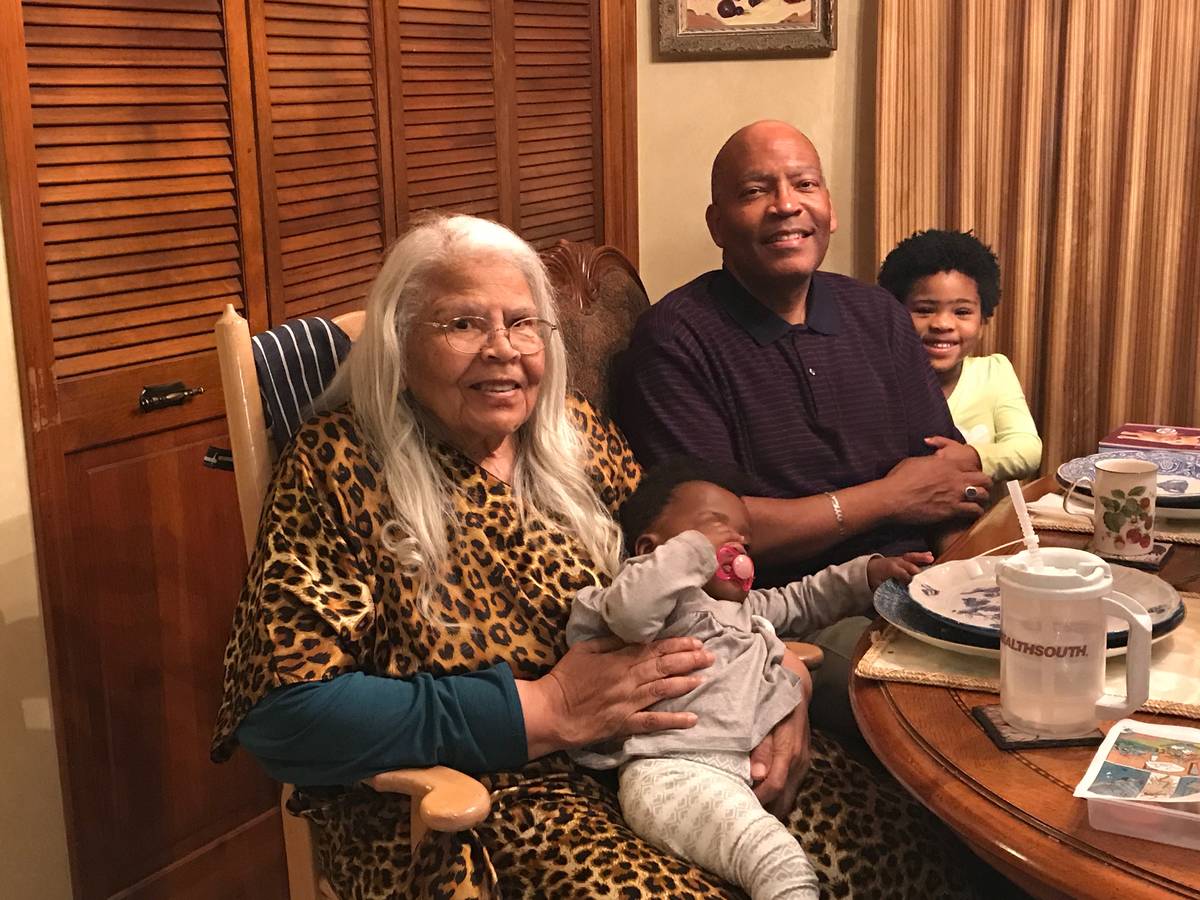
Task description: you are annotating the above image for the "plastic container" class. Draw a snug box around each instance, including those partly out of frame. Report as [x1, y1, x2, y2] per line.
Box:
[1087, 796, 1200, 850]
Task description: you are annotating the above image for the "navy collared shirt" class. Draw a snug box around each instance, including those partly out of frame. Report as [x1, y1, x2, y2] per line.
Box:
[613, 268, 961, 583]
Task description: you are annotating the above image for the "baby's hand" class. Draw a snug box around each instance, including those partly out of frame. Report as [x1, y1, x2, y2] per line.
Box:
[867, 551, 934, 591]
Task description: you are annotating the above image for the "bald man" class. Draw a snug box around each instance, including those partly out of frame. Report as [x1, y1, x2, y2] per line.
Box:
[613, 122, 990, 736]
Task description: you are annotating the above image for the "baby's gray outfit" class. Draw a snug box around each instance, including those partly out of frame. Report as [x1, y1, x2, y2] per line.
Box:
[565, 530, 875, 899]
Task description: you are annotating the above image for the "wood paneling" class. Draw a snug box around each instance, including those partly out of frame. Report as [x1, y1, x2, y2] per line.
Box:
[393, 0, 629, 253]
[1, 1, 282, 898]
[60, 422, 281, 896]
[253, 0, 395, 322]
[397, 0, 503, 221]
[513, 0, 597, 247]
[22, 0, 250, 380]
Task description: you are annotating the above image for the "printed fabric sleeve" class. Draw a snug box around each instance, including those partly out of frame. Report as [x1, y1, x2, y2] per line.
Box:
[745, 555, 875, 638]
[566, 531, 717, 645]
[975, 355, 1043, 481]
[211, 438, 384, 761]
[568, 391, 644, 516]
[236, 665, 526, 786]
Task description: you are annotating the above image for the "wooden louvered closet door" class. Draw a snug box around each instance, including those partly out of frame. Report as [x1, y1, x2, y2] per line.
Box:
[0, 0, 635, 895]
[512, 0, 601, 246]
[394, 0, 619, 250]
[1, 1, 285, 898]
[250, 0, 397, 323]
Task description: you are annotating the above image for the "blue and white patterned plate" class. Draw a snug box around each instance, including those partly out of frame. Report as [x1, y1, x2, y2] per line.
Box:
[907, 556, 1181, 638]
[874, 577, 1186, 659]
[1056, 450, 1200, 508]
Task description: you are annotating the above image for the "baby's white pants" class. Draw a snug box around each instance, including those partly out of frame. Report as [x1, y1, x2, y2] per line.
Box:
[619, 755, 819, 900]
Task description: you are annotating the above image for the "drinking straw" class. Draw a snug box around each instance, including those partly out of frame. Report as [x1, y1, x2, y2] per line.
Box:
[1007, 480, 1043, 569]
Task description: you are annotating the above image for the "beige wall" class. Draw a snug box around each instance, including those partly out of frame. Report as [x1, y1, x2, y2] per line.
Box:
[0, 214, 72, 898]
[636, 0, 878, 301]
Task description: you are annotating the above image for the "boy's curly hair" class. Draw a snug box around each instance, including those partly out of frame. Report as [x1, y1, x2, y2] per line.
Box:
[877, 229, 1001, 320]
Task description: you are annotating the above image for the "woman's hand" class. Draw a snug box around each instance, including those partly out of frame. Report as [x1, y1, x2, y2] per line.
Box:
[515, 636, 714, 760]
[749, 649, 813, 816]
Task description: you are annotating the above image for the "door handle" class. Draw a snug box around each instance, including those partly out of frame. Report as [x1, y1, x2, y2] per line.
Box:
[138, 381, 205, 413]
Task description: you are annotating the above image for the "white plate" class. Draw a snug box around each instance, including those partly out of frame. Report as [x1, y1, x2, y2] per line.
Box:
[1057, 450, 1200, 507]
[873, 578, 1185, 660]
[908, 556, 1181, 637]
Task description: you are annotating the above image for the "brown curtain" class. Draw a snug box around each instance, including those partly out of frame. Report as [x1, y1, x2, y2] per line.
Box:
[876, 0, 1200, 472]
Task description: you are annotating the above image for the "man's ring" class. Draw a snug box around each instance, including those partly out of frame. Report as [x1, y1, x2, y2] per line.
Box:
[964, 485, 981, 502]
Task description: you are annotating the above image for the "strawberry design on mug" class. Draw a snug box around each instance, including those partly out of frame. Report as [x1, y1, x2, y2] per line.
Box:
[1102, 487, 1154, 552]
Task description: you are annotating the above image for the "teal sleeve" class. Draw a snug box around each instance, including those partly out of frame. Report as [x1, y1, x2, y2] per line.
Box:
[236, 664, 527, 786]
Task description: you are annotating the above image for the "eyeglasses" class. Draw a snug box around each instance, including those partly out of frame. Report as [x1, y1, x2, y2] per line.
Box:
[420, 315, 558, 355]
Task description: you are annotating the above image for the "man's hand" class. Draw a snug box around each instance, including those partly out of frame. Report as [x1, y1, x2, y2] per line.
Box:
[749, 649, 812, 817]
[867, 551, 934, 591]
[883, 454, 991, 525]
[924, 435, 983, 472]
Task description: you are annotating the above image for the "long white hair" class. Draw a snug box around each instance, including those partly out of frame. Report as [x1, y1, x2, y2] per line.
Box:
[318, 214, 623, 619]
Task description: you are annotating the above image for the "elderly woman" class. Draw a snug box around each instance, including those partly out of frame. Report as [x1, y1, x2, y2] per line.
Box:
[212, 215, 982, 898]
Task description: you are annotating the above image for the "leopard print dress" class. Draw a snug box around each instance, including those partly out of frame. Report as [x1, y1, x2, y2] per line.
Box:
[212, 395, 982, 899]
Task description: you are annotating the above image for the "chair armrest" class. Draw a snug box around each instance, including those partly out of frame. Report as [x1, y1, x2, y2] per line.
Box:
[364, 765, 491, 835]
[783, 641, 824, 671]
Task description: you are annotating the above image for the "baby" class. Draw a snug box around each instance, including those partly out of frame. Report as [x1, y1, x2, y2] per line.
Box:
[566, 459, 928, 900]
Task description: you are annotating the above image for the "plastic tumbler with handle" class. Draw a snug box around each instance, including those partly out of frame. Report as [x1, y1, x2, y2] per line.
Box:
[998, 547, 1152, 737]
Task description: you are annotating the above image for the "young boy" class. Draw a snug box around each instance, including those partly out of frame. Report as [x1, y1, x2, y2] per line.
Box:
[878, 228, 1042, 482]
[566, 459, 929, 900]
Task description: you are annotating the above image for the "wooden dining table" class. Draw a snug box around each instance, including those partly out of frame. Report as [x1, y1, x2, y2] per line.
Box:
[850, 475, 1200, 899]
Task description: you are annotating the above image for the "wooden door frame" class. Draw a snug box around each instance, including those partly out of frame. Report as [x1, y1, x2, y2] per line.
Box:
[600, 0, 639, 264]
[0, 0, 81, 884]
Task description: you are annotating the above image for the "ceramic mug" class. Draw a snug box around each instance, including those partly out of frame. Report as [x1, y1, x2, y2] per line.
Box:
[998, 547, 1152, 737]
[1063, 458, 1158, 557]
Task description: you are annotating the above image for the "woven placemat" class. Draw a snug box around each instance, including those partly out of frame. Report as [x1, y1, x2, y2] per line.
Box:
[1027, 492, 1200, 545]
[1028, 514, 1200, 546]
[855, 594, 1200, 720]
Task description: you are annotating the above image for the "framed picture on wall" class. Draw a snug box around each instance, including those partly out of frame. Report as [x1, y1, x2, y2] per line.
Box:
[658, 0, 836, 58]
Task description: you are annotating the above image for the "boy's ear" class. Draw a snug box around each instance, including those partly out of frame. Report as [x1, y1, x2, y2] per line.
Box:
[634, 533, 660, 556]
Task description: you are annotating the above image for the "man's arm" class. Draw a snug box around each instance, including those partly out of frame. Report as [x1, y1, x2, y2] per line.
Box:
[746, 455, 990, 565]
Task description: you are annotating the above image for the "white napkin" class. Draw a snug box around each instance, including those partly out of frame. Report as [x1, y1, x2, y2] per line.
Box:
[1027, 491, 1096, 523]
[1028, 492, 1200, 542]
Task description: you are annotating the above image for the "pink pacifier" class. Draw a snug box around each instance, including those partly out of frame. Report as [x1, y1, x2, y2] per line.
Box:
[715, 543, 754, 592]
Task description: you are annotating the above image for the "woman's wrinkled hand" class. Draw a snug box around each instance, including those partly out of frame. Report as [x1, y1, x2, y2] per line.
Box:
[516, 636, 714, 759]
[749, 650, 813, 816]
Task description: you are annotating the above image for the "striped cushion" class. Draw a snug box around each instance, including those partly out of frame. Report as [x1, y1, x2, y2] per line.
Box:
[251, 317, 353, 452]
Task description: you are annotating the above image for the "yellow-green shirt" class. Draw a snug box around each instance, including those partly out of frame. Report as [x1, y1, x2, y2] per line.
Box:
[947, 354, 1042, 481]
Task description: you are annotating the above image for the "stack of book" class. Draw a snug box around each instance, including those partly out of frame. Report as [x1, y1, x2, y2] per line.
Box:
[1100, 424, 1200, 454]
